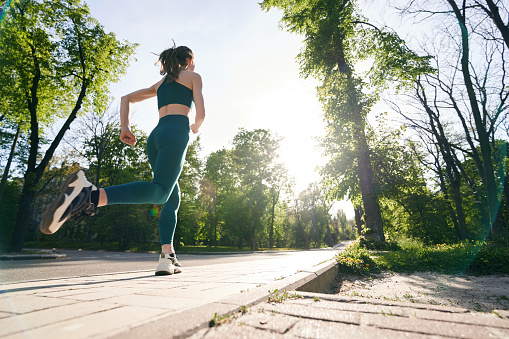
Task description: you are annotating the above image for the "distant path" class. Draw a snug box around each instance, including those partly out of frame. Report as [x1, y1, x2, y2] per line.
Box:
[0, 246, 345, 283]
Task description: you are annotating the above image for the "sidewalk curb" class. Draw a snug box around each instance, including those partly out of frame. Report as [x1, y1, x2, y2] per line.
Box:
[0, 254, 66, 260]
[0, 249, 66, 260]
[113, 255, 342, 339]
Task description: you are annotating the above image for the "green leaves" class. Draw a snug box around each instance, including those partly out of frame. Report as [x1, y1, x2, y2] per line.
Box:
[354, 27, 435, 91]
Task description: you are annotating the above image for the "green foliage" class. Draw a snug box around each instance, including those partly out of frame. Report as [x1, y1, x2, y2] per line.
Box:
[353, 235, 401, 251]
[267, 289, 302, 303]
[0, 179, 21, 251]
[337, 237, 509, 276]
[373, 240, 509, 275]
[261, 0, 434, 242]
[199, 128, 288, 250]
[335, 245, 377, 275]
[1, 0, 138, 250]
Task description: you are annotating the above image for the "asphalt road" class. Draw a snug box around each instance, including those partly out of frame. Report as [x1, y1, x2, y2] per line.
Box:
[0, 248, 340, 284]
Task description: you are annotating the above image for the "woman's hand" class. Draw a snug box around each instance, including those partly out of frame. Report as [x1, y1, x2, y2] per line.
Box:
[120, 128, 137, 146]
[190, 123, 199, 134]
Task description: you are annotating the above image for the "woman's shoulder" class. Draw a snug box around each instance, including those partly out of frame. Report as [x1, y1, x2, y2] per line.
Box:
[153, 76, 167, 92]
[180, 69, 201, 80]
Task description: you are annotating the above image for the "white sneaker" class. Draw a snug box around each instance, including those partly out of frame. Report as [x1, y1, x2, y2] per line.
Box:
[155, 253, 182, 275]
[40, 170, 97, 235]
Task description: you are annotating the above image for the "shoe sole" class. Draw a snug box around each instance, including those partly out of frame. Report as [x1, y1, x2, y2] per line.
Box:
[40, 170, 91, 235]
[155, 270, 173, 276]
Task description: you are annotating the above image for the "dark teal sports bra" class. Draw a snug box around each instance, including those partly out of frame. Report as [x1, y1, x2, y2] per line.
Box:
[157, 76, 194, 110]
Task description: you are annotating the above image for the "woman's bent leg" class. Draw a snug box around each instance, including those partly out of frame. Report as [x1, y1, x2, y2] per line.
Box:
[103, 181, 169, 205]
[159, 183, 180, 245]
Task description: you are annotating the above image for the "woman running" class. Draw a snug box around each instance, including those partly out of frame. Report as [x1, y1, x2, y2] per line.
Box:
[40, 45, 205, 276]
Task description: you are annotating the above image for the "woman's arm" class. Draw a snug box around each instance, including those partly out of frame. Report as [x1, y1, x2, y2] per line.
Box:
[191, 73, 205, 134]
[119, 80, 162, 145]
[120, 82, 160, 130]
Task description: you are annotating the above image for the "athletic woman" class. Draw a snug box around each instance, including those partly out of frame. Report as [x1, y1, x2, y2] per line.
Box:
[40, 45, 205, 276]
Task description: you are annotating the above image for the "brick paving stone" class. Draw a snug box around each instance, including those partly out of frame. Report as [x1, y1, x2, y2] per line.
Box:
[3, 305, 165, 339]
[55, 287, 150, 301]
[184, 291, 509, 339]
[263, 302, 361, 325]
[137, 283, 258, 301]
[1, 282, 87, 296]
[288, 297, 509, 329]
[0, 295, 76, 314]
[106, 294, 206, 311]
[0, 300, 120, 337]
[494, 309, 509, 319]
[486, 327, 509, 338]
[297, 292, 471, 313]
[114, 302, 241, 339]
[235, 312, 299, 334]
[37, 286, 147, 298]
[288, 319, 434, 339]
[189, 323, 286, 339]
[0, 311, 12, 319]
[362, 312, 495, 338]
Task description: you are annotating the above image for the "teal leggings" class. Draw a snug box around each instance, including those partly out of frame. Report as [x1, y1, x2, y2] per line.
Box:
[103, 115, 190, 245]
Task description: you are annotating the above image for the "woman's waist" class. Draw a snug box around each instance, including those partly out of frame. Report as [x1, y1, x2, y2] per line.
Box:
[157, 113, 190, 127]
[158, 104, 190, 118]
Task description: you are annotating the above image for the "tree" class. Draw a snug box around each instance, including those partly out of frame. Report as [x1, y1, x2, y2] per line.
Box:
[199, 148, 235, 246]
[394, 0, 508, 235]
[261, 0, 433, 242]
[1, 0, 137, 251]
[231, 128, 283, 250]
[83, 124, 154, 249]
[266, 164, 293, 248]
[0, 122, 20, 203]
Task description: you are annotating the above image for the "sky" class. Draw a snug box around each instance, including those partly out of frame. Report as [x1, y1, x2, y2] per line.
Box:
[83, 0, 399, 219]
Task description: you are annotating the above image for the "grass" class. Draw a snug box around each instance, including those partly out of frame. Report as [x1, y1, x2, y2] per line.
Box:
[17, 241, 300, 254]
[267, 289, 303, 303]
[336, 236, 509, 276]
[209, 306, 249, 327]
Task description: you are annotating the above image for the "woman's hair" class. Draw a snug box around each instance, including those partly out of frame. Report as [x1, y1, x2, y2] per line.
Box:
[158, 46, 193, 82]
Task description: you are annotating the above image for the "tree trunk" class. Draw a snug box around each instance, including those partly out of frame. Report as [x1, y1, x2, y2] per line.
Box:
[0, 123, 21, 204]
[504, 170, 509, 211]
[436, 161, 462, 240]
[480, 0, 509, 49]
[9, 172, 36, 251]
[325, 218, 333, 247]
[416, 80, 468, 239]
[309, 207, 317, 248]
[269, 194, 276, 249]
[354, 205, 363, 236]
[250, 234, 256, 251]
[450, 175, 468, 239]
[355, 124, 385, 241]
[447, 0, 499, 228]
[331, 32, 384, 242]
[9, 71, 89, 251]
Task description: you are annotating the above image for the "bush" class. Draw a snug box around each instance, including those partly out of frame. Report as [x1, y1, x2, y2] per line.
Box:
[373, 240, 509, 275]
[337, 237, 509, 276]
[335, 245, 378, 275]
[351, 236, 401, 251]
[467, 241, 509, 275]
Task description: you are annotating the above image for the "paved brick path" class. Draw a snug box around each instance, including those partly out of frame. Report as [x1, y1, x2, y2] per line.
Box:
[190, 291, 509, 338]
[2, 242, 507, 339]
[0, 248, 340, 338]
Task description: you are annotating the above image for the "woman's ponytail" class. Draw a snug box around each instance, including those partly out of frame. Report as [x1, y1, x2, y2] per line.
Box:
[158, 45, 193, 82]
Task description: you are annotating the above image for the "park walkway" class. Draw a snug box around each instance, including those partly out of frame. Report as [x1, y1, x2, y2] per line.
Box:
[1, 242, 508, 338]
[0, 246, 343, 338]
